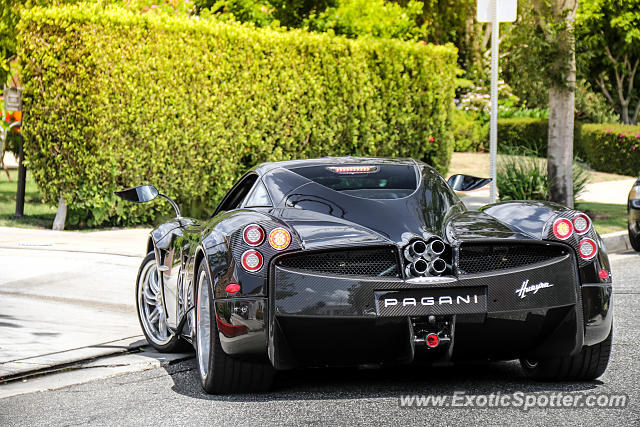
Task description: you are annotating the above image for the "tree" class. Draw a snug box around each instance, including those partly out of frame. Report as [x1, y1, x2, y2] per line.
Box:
[519, 0, 578, 207]
[577, 0, 640, 124]
[305, 0, 426, 40]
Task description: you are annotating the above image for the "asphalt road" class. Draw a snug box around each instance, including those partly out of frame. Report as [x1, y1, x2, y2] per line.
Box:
[1, 251, 639, 426]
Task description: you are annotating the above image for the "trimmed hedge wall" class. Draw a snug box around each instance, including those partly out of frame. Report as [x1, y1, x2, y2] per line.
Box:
[578, 124, 640, 176]
[18, 5, 458, 226]
[496, 118, 640, 176]
[498, 118, 549, 155]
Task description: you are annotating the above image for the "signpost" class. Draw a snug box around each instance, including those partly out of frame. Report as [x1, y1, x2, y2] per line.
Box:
[477, 0, 517, 203]
[3, 85, 25, 217]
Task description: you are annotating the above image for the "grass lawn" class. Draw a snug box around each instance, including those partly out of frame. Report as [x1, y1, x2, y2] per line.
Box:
[0, 168, 56, 229]
[576, 201, 628, 235]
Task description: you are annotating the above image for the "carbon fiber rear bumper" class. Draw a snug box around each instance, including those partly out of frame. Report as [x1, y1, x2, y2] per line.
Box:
[213, 253, 612, 369]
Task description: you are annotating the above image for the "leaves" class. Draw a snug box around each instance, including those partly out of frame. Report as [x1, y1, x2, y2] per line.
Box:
[18, 4, 458, 226]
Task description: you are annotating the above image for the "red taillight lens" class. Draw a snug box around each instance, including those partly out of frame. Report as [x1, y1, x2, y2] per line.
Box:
[241, 250, 263, 272]
[225, 283, 241, 294]
[243, 224, 265, 246]
[553, 218, 573, 240]
[572, 214, 591, 234]
[269, 228, 291, 250]
[578, 238, 597, 260]
[599, 269, 609, 280]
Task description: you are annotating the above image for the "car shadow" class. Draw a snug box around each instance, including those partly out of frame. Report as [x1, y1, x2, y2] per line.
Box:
[164, 357, 603, 402]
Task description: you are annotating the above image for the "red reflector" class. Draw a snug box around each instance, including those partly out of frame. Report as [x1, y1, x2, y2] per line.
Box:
[599, 269, 609, 280]
[552, 218, 573, 240]
[225, 283, 241, 294]
[426, 333, 439, 348]
[578, 238, 597, 260]
[241, 249, 263, 272]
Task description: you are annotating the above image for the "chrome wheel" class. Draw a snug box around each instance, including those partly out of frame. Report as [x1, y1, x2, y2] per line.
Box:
[137, 259, 171, 346]
[196, 269, 211, 380]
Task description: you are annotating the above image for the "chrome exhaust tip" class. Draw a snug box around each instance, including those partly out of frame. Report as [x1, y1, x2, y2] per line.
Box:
[429, 257, 447, 275]
[426, 239, 445, 258]
[410, 258, 429, 276]
[404, 239, 427, 261]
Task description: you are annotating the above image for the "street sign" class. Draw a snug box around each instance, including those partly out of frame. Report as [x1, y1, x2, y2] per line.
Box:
[3, 86, 22, 112]
[477, 0, 517, 23]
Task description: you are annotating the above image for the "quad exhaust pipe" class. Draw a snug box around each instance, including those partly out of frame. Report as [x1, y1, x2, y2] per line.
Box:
[404, 238, 448, 277]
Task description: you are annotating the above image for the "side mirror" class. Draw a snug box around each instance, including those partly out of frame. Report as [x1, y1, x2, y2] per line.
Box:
[114, 185, 159, 203]
[115, 185, 182, 218]
[447, 174, 492, 192]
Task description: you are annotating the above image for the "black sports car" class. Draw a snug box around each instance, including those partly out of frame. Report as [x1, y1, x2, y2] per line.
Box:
[628, 177, 640, 251]
[116, 157, 613, 394]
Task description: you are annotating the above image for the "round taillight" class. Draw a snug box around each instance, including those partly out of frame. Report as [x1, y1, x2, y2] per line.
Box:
[573, 214, 591, 235]
[241, 250, 263, 272]
[578, 238, 597, 260]
[599, 269, 609, 280]
[243, 224, 265, 246]
[552, 218, 573, 240]
[269, 228, 291, 250]
[225, 283, 241, 294]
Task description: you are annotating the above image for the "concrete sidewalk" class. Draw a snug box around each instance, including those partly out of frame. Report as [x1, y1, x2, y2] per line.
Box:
[0, 227, 152, 379]
[0, 227, 151, 257]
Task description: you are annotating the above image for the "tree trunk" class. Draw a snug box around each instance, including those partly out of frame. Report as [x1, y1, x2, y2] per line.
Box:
[52, 196, 67, 231]
[548, 85, 575, 207]
[547, 0, 578, 208]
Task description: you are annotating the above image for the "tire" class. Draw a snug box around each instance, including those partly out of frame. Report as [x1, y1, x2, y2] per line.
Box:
[195, 262, 274, 394]
[629, 224, 640, 251]
[136, 252, 184, 352]
[520, 326, 612, 381]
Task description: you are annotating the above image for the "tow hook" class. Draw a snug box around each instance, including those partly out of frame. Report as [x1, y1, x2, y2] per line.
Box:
[416, 332, 451, 348]
[412, 316, 453, 349]
[426, 333, 439, 348]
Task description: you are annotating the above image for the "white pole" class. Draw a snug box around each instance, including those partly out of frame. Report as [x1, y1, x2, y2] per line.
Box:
[489, 0, 499, 203]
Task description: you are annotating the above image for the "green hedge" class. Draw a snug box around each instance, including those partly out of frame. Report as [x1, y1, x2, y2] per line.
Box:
[496, 118, 640, 176]
[18, 5, 458, 226]
[498, 118, 550, 156]
[577, 124, 640, 176]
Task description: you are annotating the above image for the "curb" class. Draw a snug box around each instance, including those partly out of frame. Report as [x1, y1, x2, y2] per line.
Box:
[0, 336, 146, 381]
[602, 230, 632, 254]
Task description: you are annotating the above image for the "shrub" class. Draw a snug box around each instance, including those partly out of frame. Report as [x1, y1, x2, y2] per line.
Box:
[451, 109, 487, 152]
[304, 0, 427, 41]
[498, 118, 549, 156]
[577, 124, 640, 176]
[497, 153, 590, 203]
[18, 5, 458, 227]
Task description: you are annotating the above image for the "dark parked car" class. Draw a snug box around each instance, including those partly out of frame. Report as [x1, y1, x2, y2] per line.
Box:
[116, 157, 613, 394]
[628, 178, 640, 251]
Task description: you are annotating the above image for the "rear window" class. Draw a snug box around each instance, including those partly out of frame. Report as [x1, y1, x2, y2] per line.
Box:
[288, 164, 417, 199]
